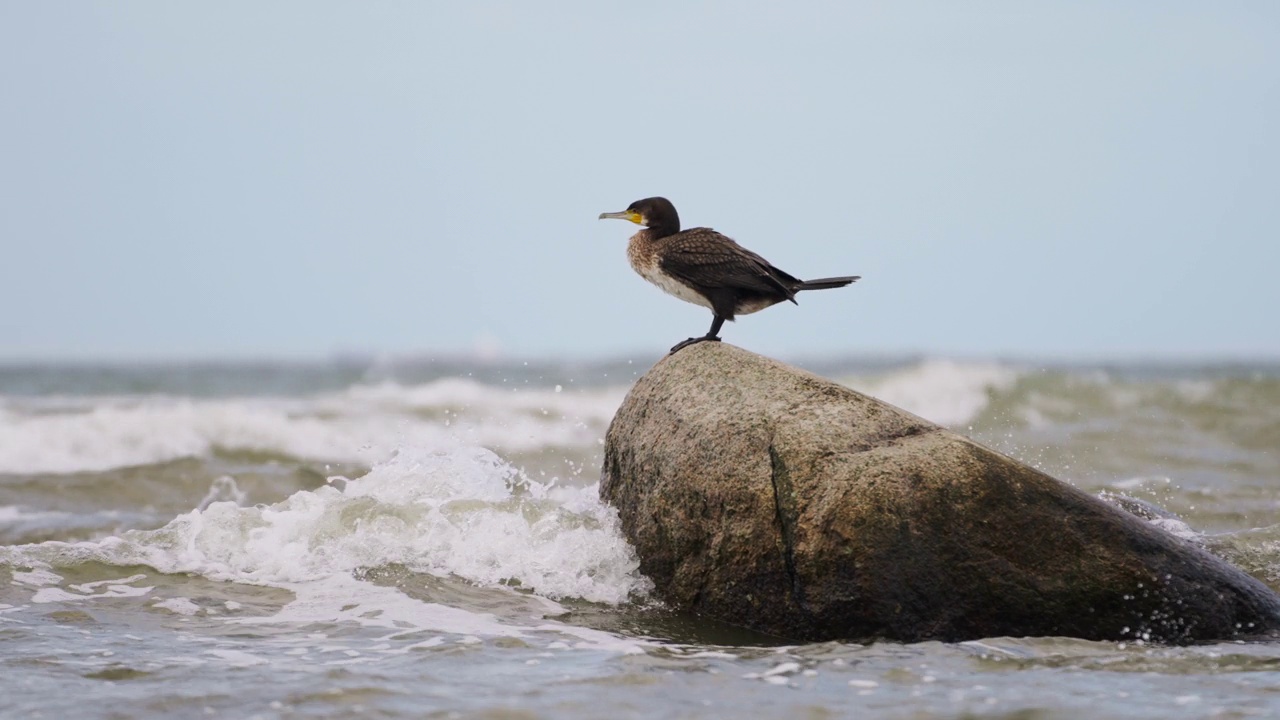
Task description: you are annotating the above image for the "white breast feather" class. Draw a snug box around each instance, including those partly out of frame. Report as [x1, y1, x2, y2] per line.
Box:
[639, 264, 713, 310]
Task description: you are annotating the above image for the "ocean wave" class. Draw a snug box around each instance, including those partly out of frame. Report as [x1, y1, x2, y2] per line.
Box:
[0, 505, 72, 523]
[840, 359, 1021, 427]
[5, 363, 1275, 480]
[0, 378, 626, 474]
[0, 442, 651, 606]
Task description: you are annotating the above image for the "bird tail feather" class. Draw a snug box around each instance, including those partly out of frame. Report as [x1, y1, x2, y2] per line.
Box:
[797, 276, 860, 291]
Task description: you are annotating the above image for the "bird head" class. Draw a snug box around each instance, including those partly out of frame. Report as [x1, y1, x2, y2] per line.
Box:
[598, 197, 681, 236]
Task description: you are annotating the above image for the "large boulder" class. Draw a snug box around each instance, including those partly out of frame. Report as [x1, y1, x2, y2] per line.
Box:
[600, 343, 1280, 643]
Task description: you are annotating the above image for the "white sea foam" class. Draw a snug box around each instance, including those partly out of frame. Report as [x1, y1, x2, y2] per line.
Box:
[4, 366, 943, 650]
[1150, 517, 1204, 543]
[31, 574, 153, 603]
[0, 506, 71, 523]
[842, 359, 1020, 427]
[1174, 380, 1216, 404]
[0, 441, 650, 613]
[153, 597, 203, 615]
[0, 379, 626, 474]
[336, 378, 624, 420]
[206, 648, 269, 667]
[0, 364, 1019, 474]
[1110, 476, 1173, 491]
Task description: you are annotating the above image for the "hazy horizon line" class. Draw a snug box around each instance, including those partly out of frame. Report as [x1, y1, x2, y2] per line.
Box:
[3, 345, 1279, 368]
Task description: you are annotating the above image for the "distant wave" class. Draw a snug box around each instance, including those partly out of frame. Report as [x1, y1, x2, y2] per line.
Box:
[3, 363, 1277, 476]
[0, 379, 626, 475]
[838, 358, 1021, 427]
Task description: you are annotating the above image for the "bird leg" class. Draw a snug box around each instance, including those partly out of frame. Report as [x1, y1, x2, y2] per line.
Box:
[669, 315, 726, 354]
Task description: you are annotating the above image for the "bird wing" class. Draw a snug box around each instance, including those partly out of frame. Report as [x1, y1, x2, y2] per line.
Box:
[657, 228, 798, 300]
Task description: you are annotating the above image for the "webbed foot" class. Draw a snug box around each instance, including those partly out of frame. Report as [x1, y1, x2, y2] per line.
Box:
[669, 335, 721, 354]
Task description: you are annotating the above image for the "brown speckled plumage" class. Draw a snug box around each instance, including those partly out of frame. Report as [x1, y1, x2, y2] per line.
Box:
[601, 197, 859, 353]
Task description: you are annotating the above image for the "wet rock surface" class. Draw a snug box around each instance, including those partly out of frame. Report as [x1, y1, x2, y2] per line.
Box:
[601, 343, 1280, 643]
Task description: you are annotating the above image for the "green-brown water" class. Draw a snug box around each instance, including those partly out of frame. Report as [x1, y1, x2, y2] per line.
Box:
[2, 355, 1279, 718]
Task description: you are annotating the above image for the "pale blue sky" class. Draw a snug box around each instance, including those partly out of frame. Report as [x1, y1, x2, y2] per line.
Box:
[2, 1, 1277, 360]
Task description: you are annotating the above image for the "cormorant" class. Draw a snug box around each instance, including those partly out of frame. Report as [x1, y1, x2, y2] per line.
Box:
[599, 197, 859, 354]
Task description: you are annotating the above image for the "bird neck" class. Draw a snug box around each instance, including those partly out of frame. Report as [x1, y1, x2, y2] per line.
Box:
[645, 219, 679, 239]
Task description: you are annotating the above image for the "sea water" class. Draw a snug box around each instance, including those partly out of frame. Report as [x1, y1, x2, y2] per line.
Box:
[2, 355, 1279, 719]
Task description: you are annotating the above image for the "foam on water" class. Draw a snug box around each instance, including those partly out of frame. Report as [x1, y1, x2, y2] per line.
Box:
[0, 505, 71, 523]
[0, 361, 1058, 475]
[0, 378, 626, 474]
[0, 442, 652, 646]
[4, 443, 647, 602]
[843, 359, 1020, 427]
[336, 377, 625, 419]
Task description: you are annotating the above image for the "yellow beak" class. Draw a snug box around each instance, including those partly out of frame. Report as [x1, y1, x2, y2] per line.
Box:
[598, 210, 643, 225]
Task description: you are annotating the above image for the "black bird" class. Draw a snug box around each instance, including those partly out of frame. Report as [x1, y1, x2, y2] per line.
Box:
[599, 197, 859, 353]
